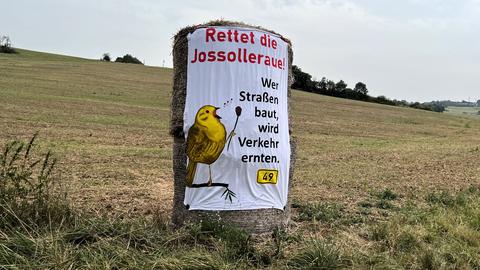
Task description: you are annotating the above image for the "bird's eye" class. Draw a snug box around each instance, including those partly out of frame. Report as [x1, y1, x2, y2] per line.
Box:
[206, 110, 209, 113]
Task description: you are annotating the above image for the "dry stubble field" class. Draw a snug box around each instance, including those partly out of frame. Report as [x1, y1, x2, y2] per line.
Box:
[1, 49, 479, 218]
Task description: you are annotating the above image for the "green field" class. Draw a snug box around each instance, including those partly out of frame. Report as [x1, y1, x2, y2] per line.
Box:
[1, 49, 480, 268]
[445, 106, 480, 118]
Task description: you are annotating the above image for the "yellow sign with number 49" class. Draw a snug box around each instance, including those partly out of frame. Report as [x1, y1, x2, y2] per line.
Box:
[257, 169, 278, 184]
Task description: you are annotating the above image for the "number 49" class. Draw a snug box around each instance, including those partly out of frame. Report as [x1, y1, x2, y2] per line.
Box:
[257, 169, 278, 184]
[263, 172, 275, 182]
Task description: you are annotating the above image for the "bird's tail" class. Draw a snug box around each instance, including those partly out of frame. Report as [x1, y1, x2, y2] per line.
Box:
[185, 161, 197, 187]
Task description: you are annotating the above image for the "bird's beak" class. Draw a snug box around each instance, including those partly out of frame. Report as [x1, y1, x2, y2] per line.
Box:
[213, 107, 221, 119]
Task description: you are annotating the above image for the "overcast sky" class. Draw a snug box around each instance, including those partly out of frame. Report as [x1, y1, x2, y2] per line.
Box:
[3, 0, 479, 102]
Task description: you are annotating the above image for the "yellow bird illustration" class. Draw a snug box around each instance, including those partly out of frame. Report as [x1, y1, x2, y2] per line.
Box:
[185, 105, 227, 187]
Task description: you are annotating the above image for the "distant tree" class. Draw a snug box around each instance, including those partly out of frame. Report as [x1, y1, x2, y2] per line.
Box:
[290, 64, 445, 113]
[430, 102, 446, 113]
[406, 101, 444, 112]
[317, 77, 327, 92]
[477, 99, 480, 107]
[436, 100, 478, 107]
[397, 100, 408, 106]
[326, 80, 336, 92]
[335, 80, 347, 92]
[353, 82, 368, 95]
[292, 65, 313, 91]
[101, 53, 111, 62]
[0, 35, 16, 54]
[375, 95, 396, 106]
[115, 54, 143, 65]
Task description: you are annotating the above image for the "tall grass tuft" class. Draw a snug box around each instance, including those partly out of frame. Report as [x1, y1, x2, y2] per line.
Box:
[186, 219, 273, 266]
[0, 133, 71, 228]
[293, 201, 344, 223]
[363, 188, 480, 269]
[288, 240, 350, 269]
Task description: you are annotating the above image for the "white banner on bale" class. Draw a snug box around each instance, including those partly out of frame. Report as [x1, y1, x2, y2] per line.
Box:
[183, 26, 290, 211]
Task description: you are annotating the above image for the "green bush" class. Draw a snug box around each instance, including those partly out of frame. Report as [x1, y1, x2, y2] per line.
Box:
[0, 35, 17, 54]
[0, 133, 71, 228]
[115, 54, 143, 65]
[101, 53, 111, 62]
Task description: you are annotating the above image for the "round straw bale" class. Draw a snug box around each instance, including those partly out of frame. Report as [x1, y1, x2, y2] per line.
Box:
[170, 20, 296, 234]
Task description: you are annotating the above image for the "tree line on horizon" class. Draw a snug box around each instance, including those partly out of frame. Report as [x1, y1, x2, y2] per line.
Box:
[101, 53, 143, 65]
[434, 99, 480, 108]
[291, 65, 447, 113]
[1, 34, 477, 109]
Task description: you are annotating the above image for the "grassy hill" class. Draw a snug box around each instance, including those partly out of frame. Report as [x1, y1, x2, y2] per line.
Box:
[1, 49, 173, 215]
[1, 49, 480, 268]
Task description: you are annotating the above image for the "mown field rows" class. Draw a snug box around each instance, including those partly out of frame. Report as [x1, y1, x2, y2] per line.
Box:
[2, 49, 480, 268]
[2, 49, 479, 217]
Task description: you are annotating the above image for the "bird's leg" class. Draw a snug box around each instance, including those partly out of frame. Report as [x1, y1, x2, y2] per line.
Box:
[207, 165, 213, 186]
